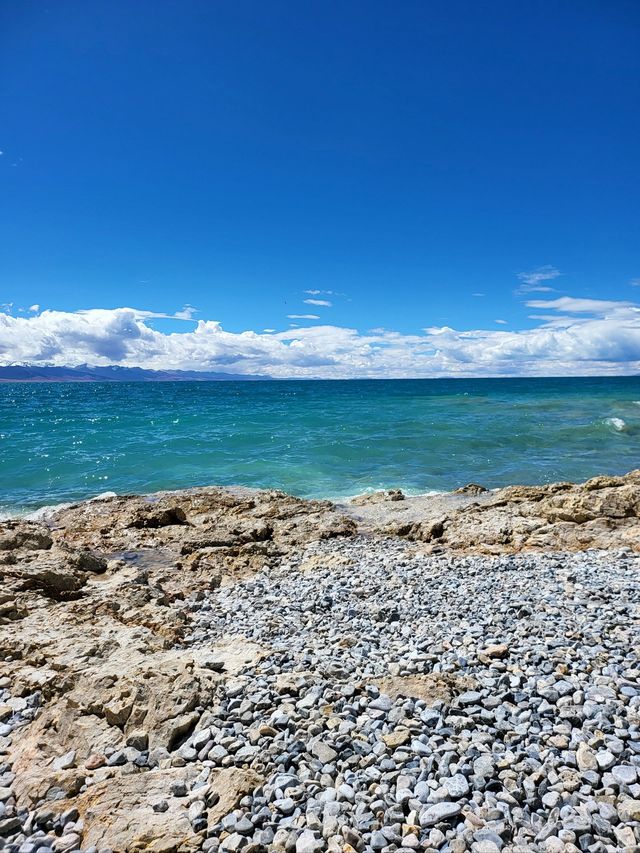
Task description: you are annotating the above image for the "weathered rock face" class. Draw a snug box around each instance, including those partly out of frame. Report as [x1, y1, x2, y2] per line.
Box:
[377, 470, 640, 553]
[60, 767, 261, 853]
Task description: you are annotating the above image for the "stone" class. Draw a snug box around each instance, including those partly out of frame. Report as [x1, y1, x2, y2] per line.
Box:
[618, 798, 640, 821]
[296, 830, 323, 853]
[0, 816, 22, 836]
[576, 743, 597, 772]
[370, 831, 388, 849]
[170, 780, 187, 797]
[612, 765, 637, 785]
[443, 774, 470, 799]
[457, 691, 482, 706]
[420, 802, 463, 827]
[52, 751, 76, 771]
[369, 694, 393, 712]
[473, 755, 494, 778]
[480, 644, 509, 660]
[595, 750, 615, 770]
[310, 740, 337, 764]
[382, 728, 410, 748]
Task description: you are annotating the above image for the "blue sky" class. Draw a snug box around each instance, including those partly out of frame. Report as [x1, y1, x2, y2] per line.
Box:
[1, 0, 639, 376]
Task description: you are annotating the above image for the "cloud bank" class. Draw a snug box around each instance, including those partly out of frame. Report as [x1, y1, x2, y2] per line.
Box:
[1, 297, 640, 378]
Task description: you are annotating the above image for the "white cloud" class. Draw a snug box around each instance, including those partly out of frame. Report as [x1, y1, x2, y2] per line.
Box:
[525, 296, 634, 314]
[472, 293, 485, 297]
[495, 319, 507, 325]
[630, 278, 640, 287]
[174, 304, 198, 320]
[304, 298, 332, 307]
[304, 289, 335, 296]
[29, 304, 40, 313]
[518, 265, 561, 286]
[516, 265, 561, 294]
[1, 298, 640, 378]
[287, 314, 320, 320]
[93, 305, 197, 322]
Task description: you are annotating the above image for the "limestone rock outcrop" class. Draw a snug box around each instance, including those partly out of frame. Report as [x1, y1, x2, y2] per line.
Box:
[380, 470, 640, 553]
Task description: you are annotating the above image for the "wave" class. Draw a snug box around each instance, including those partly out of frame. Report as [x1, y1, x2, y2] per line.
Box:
[0, 490, 119, 522]
[0, 502, 72, 522]
[603, 417, 627, 432]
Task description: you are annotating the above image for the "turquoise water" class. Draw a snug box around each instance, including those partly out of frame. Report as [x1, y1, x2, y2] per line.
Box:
[1, 377, 639, 514]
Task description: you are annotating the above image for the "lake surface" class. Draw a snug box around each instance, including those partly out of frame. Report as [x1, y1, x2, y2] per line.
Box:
[1, 376, 639, 514]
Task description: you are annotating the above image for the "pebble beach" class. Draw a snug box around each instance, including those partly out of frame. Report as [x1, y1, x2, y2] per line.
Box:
[1, 476, 639, 853]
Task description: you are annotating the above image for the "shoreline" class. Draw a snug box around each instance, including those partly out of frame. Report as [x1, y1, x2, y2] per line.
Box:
[6, 466, 640, 554]
[1, 471, 639, 851]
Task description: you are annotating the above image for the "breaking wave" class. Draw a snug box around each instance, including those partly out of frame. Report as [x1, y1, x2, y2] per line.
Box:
[603, 417, 627, 432]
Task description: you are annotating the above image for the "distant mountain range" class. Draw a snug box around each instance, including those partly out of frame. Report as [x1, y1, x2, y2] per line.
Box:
[0, 365, 270, 382]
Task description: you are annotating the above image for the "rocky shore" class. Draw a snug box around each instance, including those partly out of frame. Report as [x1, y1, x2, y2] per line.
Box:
[1, 473, 639, 852]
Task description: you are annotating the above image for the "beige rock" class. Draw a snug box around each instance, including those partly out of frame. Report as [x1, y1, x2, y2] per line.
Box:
[453, 483, 488, 495]
[9, 632, 263, 804]
[373, 673, 475, 705]
[299, 553, 353, 573]
[382, 728, 411, 748]
[618, 798, 640, 821]
[576, 742, 598, 772]
[68, 766, 260, 853]
[613, 825, 637, 848]
[351, 469, 640, 554]
[479, 643, 509, 661]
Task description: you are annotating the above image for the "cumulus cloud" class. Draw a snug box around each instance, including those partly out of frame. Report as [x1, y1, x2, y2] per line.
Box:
[1, 299, 640, 378]
[303, 298, 332, 307]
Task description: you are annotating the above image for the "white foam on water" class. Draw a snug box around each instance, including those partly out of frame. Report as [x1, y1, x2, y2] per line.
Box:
[1, 490, 120, 522]
[89, 491, 118, 502]
[604, 417, 627, 432]
[334, 487, 446, 502]
[0, 501, 74, 522]
[24, 501, 75, 521]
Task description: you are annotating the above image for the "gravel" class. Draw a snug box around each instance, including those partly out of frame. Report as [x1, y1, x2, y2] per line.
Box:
[2, 535, 639, 852]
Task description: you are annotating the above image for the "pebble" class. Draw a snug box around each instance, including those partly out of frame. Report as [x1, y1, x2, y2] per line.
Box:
[420, 802, 463, 827]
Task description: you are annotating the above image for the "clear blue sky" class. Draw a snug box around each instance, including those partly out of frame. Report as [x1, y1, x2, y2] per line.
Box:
[1, 0, 639, 341]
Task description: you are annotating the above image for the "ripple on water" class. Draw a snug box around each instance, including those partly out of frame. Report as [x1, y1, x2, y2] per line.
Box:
[0, 376, 639, 513]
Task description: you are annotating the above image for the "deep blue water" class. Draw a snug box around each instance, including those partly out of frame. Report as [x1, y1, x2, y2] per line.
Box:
[1, 377, 639, 514]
